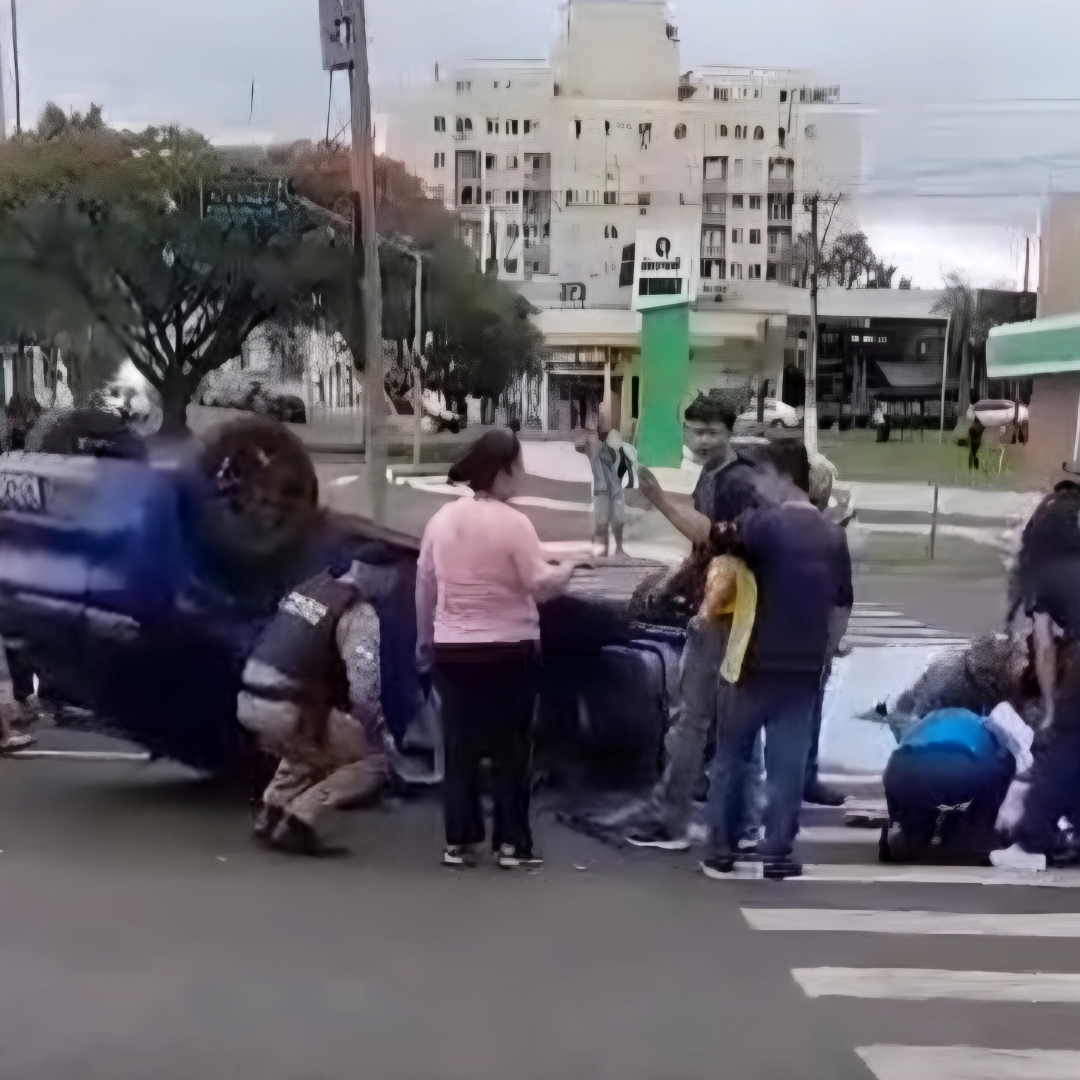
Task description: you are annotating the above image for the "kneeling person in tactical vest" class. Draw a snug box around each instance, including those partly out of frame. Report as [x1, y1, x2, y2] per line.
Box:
[238, 561, 390, 855]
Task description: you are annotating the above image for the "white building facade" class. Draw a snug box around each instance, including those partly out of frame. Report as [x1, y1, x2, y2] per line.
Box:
[377, 0, 863, 437]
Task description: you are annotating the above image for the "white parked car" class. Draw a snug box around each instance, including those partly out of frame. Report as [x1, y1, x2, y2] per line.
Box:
[967, 399, 1029, 428]
[737, 398, 800, 428]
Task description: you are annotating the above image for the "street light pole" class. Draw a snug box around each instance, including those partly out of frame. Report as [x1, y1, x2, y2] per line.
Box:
[10, 0, 21, 135]
[804, 194, 820, 455]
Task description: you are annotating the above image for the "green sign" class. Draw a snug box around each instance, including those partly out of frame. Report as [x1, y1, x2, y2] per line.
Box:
[637, 303, 690, 467]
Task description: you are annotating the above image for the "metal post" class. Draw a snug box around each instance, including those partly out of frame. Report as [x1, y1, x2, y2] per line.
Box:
[342, 0, 386, 522]
[804, 194, 820, 455]
[413, 250, 423, 467]
[541, 369, 549, 432]
[929, 482, 939, 560]
[938, 314, 951, 444]
[10, 0, 20, 135]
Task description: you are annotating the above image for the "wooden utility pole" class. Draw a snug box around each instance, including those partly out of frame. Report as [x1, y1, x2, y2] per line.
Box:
[1023, 236, 1031, 294]
[320, 0, 385, 521]
[10, 0, 21, 135]
[0, 4, 6, 142]
[805, 194, 820, 455]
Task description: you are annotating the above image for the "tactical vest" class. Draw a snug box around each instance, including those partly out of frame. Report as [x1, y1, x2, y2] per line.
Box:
[245, 571, 358, 712]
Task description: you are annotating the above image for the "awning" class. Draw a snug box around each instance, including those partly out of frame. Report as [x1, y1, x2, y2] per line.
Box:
[987, 312, 1080, 378]
[530, 306, 766, 349]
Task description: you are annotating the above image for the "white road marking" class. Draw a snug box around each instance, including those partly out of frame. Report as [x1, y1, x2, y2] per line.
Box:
[794, 966, 1080, 1002]
[857, 1045, 1080, 1080]
[705, 863, 1080, 887]
[329, 475, 359, 487]
[8, 749, 151, 762]
[744, 908, 1080, 937]
[797, 826, 880, 845]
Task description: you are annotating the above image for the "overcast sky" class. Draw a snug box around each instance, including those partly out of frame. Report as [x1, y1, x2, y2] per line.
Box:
[3, 0, 1079, 288]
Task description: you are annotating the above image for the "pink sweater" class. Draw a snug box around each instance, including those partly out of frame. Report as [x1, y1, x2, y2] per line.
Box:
[417, 495, 573, 645]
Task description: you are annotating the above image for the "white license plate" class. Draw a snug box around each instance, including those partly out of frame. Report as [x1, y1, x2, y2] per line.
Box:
[0, 472, 45, 513]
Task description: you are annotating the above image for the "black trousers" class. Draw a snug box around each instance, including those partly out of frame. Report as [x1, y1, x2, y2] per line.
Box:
[434, 643, 539, 853]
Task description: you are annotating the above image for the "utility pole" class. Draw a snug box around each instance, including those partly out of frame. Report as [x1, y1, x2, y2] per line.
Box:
[10, 0, 21, 135]
[1023, 236, 1030, 294]
[320, 0, 385, 522]
[805, 194, 820, 455]
[0, 4, 6, 142]
[412, 251, 423, 466]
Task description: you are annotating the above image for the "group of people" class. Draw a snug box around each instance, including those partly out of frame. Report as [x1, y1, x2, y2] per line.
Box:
[235, 407, 851, 879]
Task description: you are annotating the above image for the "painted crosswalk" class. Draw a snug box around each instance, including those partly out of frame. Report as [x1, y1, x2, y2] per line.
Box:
[734, 818, 1080, 1079]
[842, 602, 969, 650]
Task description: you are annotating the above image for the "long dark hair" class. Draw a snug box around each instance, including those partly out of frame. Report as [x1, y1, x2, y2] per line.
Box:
[448, 428, 521, 493]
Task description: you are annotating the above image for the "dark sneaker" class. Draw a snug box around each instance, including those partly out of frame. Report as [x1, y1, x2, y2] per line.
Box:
[700, 856, 736, 879]
[803, 779, 846, 806]
[497, 844, 544, 869]
[626, 823, 691, 851]
[442, 845, 481, 868]
[270, 815, 335, 857]
[763, 857, 803, 880]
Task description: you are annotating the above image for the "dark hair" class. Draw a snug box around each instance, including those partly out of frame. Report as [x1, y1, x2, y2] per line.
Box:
[447, 428, 521, 492]
[684, 396, 737, 431]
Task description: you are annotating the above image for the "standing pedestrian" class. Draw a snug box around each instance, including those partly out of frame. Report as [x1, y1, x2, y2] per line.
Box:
[701, 492, 852, 880]
[417, 429, 584, 868]
[575, 423, 627, 557]
[626, 399, 775, 850]
[968, 415, 985, 471]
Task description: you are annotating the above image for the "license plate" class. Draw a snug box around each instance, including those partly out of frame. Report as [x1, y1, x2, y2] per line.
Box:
[0, 472, 45, 513]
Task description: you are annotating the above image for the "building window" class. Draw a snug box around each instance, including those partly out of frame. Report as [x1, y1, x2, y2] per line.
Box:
[631, 376, 640, 419]
[753, 126, 764, 140]
[730, 228, 743, 243]
[455, 117, 464, 133]
[434, 116, 446, 132]
[506, 190, 519, 204]
[749, 195, 761, 210]
[464, 118, 472, 131]
[733, 159, 743, 178]
[485, 153, 497, 170]
[731, 194, 744, 209]
[506, 223, 520, 238]
[507, 155, 518, 169]
[749, 264, 761, 279]
[639, 208, 647, 215]
[604, 191, 617, 204]
[575, 119, 582, 139]
[456, 81, 471, 92]
[718, 124, 728, 137]
[461, 186, 473, 205]
[604, 225, 619, 239]
[639, 123, 652, 149]
[433, 152, 445, 168]
[638, 193, 651, 206]
[734, 125, 743, 139]
[751, 159, 763, 182]
[674, 123, 687, 140]
[714, 87, 729, 101]
[778, 127, 786, 148]
[524, 120, 531, 134]
[565, 189, 573, 204]
[486, 119, 498, 134]
[730, 262, 743, 279]
[509, 119, 519, 135]
[749, 229, 761, 244]
[780, 90, 788, 103]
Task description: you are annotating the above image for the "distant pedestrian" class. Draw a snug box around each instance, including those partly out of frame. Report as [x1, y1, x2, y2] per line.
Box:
[575, 423, 629, 557]
[701, 492, 852, 881]
[968, 415, 985, 471]
[417, 429, 584, 868]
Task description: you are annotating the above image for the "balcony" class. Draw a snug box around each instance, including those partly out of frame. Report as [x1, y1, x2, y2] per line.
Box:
[702, 211, 726, 227]
[701, 245, 726, 259]
[767, 178, 794, 194]
[453, 131, 475, 142]
[702, 177, 728, 196]
[523, 169, 551, 191]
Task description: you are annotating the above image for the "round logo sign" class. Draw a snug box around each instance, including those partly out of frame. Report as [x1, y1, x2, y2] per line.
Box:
[655, 237, 672, 258]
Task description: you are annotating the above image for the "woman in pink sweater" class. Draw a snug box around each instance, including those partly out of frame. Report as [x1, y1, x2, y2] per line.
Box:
[416, 429, 582, 867]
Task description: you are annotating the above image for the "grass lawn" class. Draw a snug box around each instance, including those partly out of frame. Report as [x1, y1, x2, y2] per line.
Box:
[819, 427, 1029, 488]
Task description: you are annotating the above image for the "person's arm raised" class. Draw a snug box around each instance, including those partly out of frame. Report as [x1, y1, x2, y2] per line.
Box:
[637, 466, 712, 546]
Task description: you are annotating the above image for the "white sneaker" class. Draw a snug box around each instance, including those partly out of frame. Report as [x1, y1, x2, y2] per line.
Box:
[0, 732, 35, 753]
[990, 843, 1047, 871]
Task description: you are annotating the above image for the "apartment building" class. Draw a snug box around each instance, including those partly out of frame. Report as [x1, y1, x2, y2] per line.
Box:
[377, 0, 862, 443]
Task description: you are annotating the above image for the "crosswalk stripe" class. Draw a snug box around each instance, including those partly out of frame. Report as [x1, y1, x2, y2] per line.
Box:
[743, 908, 1080, 937]
[797, 826, 880, 845]
[794, 967, 1080, 1002]
[856, 1045, 1080, 1080]
[711, 863, 1080, 887]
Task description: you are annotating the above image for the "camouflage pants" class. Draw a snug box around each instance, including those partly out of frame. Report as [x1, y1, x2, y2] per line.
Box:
[244, 702, 387, 828]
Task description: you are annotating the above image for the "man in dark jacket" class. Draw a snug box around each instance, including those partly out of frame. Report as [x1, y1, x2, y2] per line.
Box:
[702, 493, 852, 880]
[237, 560, 392, 855]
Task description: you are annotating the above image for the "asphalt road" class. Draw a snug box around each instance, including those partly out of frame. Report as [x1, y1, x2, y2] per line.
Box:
[4, 728, 1080, 1080]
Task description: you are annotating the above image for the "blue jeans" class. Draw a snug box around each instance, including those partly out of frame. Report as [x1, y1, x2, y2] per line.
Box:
[708, 669, 820, 860]
[646, 617, 764, 839]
